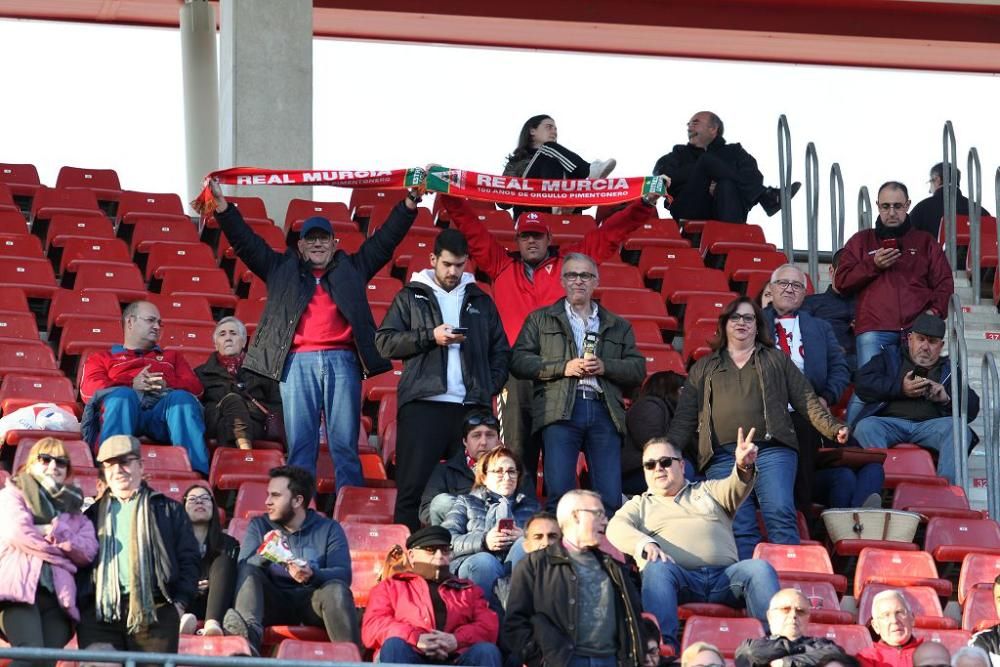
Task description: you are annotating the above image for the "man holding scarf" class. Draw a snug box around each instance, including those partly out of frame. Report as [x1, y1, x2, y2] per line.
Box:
[76, 435, 200, 655]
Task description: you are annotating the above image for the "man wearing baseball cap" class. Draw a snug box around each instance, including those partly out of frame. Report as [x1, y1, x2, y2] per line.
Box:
[205, 179, 422, 488]
[852, 313, 979, 484]
[362, 526, 501, 665]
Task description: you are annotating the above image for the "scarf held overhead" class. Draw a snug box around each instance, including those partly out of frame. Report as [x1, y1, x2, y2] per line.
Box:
[192, 165, 667, 216]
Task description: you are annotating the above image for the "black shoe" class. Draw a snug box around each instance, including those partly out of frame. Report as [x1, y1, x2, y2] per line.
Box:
[760, 181, 801, 217]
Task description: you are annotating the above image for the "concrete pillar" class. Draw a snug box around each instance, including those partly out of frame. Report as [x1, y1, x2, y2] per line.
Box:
[219, 0, 313, 223]
[180, 0, 219, 213]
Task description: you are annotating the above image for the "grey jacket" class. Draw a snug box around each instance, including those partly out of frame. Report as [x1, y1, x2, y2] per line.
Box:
[441, 486, 540, 570]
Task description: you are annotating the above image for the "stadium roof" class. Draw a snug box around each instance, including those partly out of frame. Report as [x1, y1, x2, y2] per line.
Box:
[2, 0, 999, 73]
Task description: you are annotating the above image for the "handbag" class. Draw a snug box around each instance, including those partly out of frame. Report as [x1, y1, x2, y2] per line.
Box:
[821, 508, 921, 543]
[816, 447, 886, 470]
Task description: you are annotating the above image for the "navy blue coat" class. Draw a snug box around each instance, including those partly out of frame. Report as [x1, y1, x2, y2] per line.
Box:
[763, 307, 850, 405]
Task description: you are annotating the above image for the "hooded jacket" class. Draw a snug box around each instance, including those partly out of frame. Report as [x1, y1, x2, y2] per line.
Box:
[375, 272, 510, 409]
[238, 510, 351, 590]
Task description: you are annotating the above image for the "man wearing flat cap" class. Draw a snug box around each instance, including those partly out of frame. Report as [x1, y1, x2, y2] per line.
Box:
[852, 313, 979, 484]
[361, 526, 501, 666]
[205, 179, 422, 487]
[76, 435, 200, 654]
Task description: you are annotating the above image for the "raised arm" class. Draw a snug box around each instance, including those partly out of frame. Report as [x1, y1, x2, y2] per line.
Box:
[440, 195, 514, 280]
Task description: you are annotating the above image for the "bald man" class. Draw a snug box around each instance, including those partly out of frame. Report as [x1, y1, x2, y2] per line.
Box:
[735, 589, 844, 667]
[911, 640, 951, 667]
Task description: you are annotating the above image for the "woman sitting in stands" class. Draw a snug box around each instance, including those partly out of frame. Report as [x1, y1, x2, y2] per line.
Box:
[0, 437, 98, 666]
[177, 484, 238, 637]
[667, 297, 849, 561]
[624, 370, 687, 495]
[502, 114, 617, 220]
[442, 447, 539, 609]
[195, 316, 283, 450]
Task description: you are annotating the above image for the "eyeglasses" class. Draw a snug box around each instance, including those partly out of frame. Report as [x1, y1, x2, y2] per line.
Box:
[774, 279, 806, 293]
[185, 494, 214, 506]
[574, 508, 606, 519]
[37, 453, 70, 468]
[100, 455, 139, 469]
[769, 605, 810, 617]
[465, 414, 499, 428]
[643, 456, 683, 471]
[728, 313, 756, 323]
[488, 468, 518, 478]
[877, 202, 907, 211]
[415, 545, 452, 555]
[562, 271, 597, 282]
[302, 235, 332, 245]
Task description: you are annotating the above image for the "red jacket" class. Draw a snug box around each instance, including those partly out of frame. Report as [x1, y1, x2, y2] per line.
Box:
[361, 572, 498, 656]
[834, 223, 952, 336]
[857, 637, 922, 667]
[80, 345, 203, 402]
[443, 196, 655, 344]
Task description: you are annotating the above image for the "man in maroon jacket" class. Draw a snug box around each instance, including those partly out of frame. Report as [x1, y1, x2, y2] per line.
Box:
[80, 300, 208, 473]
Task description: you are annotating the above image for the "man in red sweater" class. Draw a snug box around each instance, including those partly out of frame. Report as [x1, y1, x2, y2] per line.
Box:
[80, 301, 208, 473]
[441, 178, 667, 481]
[857, 589, 923, 667]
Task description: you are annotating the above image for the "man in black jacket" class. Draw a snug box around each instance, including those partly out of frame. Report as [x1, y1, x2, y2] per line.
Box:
[971, 575, 1000, 663]
[909, 163, 991, 239]
[77, 435, 200, 654]
[376, 228, 510, 531]
[206, 179, 419, 487]
[652, 111, 796, 223]
[419, 409, 501, 526]
[735, 588, 844, 667]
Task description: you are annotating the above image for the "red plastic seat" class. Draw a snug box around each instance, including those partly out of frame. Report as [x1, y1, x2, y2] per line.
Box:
[115, 190, 186, 225]
[146, 294, 214, 327]
[235, 298, 266, 338]
[699, 221, 774, 258]
[722, 249, 787, 282]
[58, 237, 131, 277]
[46, 289, 121, 343]
[333, 486, 396, 523]
[0, 312, 39, 343]
[350, 552, 382, 608]
[350, 189, 405, 220]
[639, 246, 705, 280]
[596, 263, 644, 290]
[470, 209, 516, 238]
[640, 347, 687, 376]
[178, 635, 254, 657]
[970, 216, 998, 271]
[362, 364, 403, 403]
[534, 212, 595, 238]
[631, 320, 667, 348]
[883, 445, 949, 489]
[857, 583, 958, 629]
[58, 318, 123, 361]
[912, 628, 974, 655]
[342, 522, 410, 557]
[925, 517, 1000, 563]
[44, 212, 114, 250]
[158, 321, 216, 355]
[391, 235, 436, 272]
[0, 233, 44, 259]
[12, 437, 94, 472]
[597, 288, 678, 331]
[130, 216, 201, 254]
[939, 214, 971, 250]
[0, 256, 58, 301]
[284, 199, 352, 237]
[681, 615, 764, 657]
[380, 420, 397, 468]
[55, 166, 122, 204]
[139, 444, 197, 477]
[0, 288, 28, 316]
[805, 623, 873, 654]
[28, 187, 101, 239]
[683, 293, 739, 327]
[274, 640, 361, 662]
[72, 262, 147, 303]
[0, 163, 41, 201]
[0, 184, 18, 213]
[854, 547, 952, 598]
[369, 204, 435, 237]
[892, 482, 983, 520]
[226, 516, 251, 542]
[778, 579, 854, 625]
[0, 374, 78, 416]
[753, 543, 848, 593]
[145, 476, 201, 502]
[208, 448, 285, 490]
[0, 210, 30, 237]
[676, 603, 744, 621]
[145, 242, 216, 281]
[0, 342, 62, 380]
[958, 553, 1000, 605]
[659, 266, 733, 306]
[261, 626, 329, 653]
[623, 217, 689, 252]
[962, 585, 999, 632]
[682, 321, 718, 364]
[365, 276, 404, 306]
[157, 267, 238, 310]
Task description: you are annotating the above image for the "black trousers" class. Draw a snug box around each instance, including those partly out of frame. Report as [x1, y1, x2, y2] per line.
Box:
[393, 400, 472, 531]
[0, 589, 74, 667]
[669, 152, 754, 223]
[498, 375, 541, 489]
[204, 393, 266, 446]
[189, 552, 237, 623]
[77, 597, 180, 660]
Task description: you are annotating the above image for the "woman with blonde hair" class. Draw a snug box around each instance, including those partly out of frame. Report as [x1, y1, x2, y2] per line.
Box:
[0, 438, 98, 666]
[681, 641, 726, 667]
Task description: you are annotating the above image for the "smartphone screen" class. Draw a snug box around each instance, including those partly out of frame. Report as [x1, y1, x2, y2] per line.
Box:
[450, 327, 469, 336]
[881, 239, 898, 250]
[498, 518, 514, 532]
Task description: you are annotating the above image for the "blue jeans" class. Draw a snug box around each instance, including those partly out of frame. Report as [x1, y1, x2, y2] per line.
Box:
[846, 331, 902, 424]
[813, 463, 885, 507]
[280, 350, 362, 488]
[453, 538, 526, 609]
[641, 559, 779, 651]
[377, 637, 502, 666]
[541, 395, 622, 515]
[568, 656, 618, 667]
[705, 444, 799, 560]
[855, 416, 965, 485]
[99, 387, 209, 474]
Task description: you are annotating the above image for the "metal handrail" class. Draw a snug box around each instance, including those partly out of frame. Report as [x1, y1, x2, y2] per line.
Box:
[857, 186, 872, 231]
[805, 142, 820, 287]
[830, 163, 845, 250]
[983, 353, 1000, 520]
[0, 646, 400, 667]
[948, 293, 971, 493]
[967, 147, 982, 304]
[943, 121, 958, 268]
[778, 114, 794, 262]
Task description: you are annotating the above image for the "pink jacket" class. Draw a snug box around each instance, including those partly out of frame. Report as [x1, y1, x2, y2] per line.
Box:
[0, 483, 98, 621]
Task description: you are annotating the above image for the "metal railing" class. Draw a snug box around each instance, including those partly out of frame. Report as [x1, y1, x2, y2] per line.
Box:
[0, 646, 406, 667]
[777, 114, 794, 262]
[967, 147, 983, 304]
[857, 186, 872, 231]
[830, 163, 845, 250]
[983, 353, 1000, 520]
[943, 121, 958, 268]
[805, 142, 820, 286]
[948, 293, 971, 493]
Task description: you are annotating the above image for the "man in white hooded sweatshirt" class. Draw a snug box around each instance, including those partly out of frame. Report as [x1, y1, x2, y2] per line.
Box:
[376, 228, 511, 531]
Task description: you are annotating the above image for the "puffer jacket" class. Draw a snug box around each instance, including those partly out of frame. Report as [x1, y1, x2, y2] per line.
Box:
[441, 487, 540, 569]
[215, 200, 416, 381]
[0, 482, 98, 622]
[510, 298, 646, 435]
[667, 344, 844, 472]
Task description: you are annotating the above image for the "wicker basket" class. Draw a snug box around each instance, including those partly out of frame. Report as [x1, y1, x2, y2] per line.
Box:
[821, 509, 921, 543]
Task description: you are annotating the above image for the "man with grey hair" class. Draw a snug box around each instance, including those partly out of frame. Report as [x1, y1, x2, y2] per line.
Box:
[195, 316, 283, 450]
[652, 110, 798, 223]
[504, 489, 645, 667]
[952, 646, 990, 667]
[858, 589, 922, 667]
[910, 163, 991, 239]
[512, 253, 646, 514]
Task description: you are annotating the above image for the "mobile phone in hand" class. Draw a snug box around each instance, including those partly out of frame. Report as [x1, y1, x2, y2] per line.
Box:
[498, 518, 514, 532]
[450, 327, 469, 336]
[881, 239, 898, 251]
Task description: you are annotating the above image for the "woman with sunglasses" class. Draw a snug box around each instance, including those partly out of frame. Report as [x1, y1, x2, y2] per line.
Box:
[667, 297, 848, 560]
[0, 438, 98, 665]
[441, 447, 539, 610]
[177, 485, 238, 637]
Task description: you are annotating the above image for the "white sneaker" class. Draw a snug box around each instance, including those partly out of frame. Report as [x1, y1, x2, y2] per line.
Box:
[589, 158, 617, 179]
[202, 619, 223, 636]
[862, 493, 883, 509]
[178, 612, 198, 635]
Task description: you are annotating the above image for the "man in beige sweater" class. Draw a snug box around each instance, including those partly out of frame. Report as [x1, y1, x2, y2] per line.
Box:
[607, 430, 780, 651]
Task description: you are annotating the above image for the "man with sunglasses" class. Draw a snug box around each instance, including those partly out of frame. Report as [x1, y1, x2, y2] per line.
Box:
[362, 525, 501, 666]
[734, 589, 844, 667]
[420, 409, 503, 526]
[607, 434, 780, 652]
[834, 181, 953, 423]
